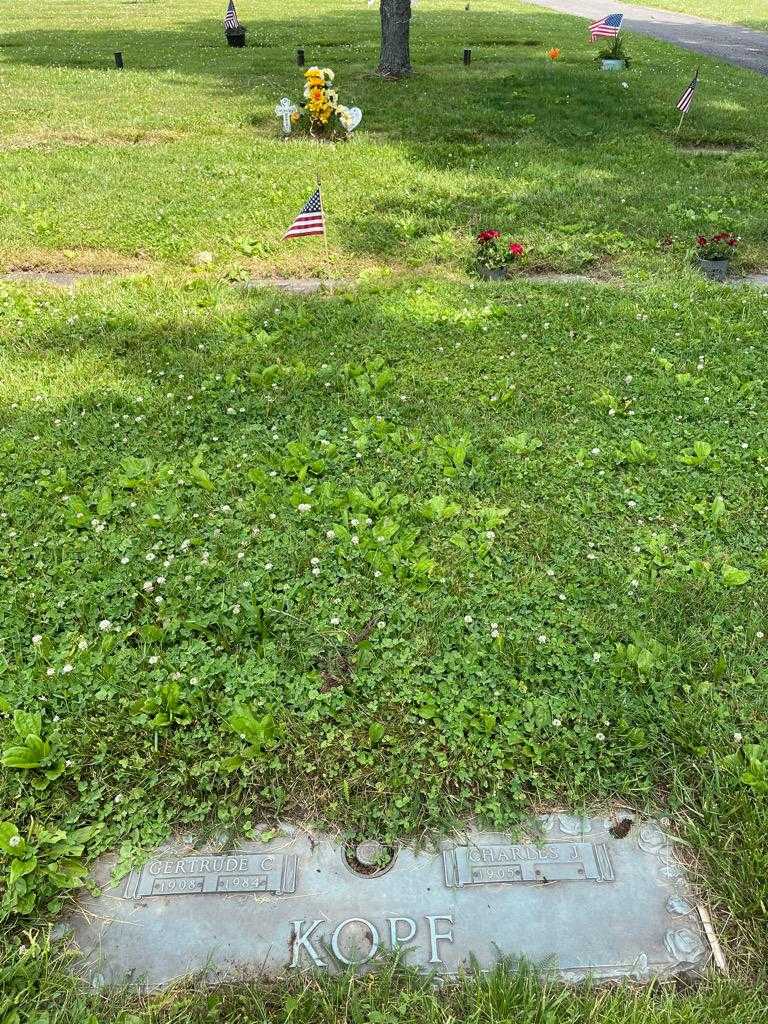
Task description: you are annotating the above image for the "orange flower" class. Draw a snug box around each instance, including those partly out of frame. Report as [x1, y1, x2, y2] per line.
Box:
[547, 47, 561, 60]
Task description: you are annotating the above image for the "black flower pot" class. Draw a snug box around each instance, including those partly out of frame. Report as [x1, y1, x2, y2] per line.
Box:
[225, 27, 246, 48]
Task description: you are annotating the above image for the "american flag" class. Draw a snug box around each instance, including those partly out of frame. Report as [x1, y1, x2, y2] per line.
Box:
[224, 0, 239, 30]
[590, 13, 624, 41]
[676, 70, 699, 113]
[283, 188, 326, 239]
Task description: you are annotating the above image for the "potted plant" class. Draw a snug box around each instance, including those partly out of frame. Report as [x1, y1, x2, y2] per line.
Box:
[695, 232, 738, 280]
[474, 230, 507, 279]
[597, 37, 629, 71]
[225, 25, 246, 47]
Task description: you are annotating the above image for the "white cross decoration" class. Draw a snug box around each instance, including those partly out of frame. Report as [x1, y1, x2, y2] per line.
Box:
[275, 97, 298, 134]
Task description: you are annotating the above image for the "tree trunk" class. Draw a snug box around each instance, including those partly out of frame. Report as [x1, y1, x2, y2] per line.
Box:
[377, 0, 412, 78]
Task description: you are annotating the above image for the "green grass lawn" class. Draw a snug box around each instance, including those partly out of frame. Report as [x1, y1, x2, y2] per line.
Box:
[1, 1, 768, 1020]
[0, 0, 767, 278]
[640, 0, 768, 33]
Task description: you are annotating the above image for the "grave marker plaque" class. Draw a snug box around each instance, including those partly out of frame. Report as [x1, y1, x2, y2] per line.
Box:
[60, 816, 714, 989]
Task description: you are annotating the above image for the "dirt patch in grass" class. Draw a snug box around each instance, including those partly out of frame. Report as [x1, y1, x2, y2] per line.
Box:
[0, 129, 182, 152]
[2, 250, 154, 283]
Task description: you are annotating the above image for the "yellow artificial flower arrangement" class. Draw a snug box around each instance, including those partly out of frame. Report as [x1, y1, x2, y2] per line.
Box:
[292, 66, 356, 138]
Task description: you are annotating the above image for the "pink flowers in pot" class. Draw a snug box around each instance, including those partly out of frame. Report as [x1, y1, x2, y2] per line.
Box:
[696, 232, 738, 261]
[474, 231, 525, 275]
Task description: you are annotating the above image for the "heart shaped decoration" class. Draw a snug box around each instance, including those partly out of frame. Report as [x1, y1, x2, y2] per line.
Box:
[347, 106, 363, 131]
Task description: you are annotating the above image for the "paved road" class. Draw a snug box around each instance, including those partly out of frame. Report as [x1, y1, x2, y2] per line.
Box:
[520, 0, 768, 75]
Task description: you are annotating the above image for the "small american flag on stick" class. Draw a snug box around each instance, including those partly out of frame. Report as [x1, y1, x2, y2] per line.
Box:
[224, 0, 239, 30]
[676, 70, 699, 114]
[283, 187, 326, 239]
[590, 13, 623, 41]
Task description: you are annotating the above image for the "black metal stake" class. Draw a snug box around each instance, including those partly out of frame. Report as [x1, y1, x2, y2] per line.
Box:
[463, 48, 471, 66]
[114, 51, 124, 69]
[296, 48, 305, 67]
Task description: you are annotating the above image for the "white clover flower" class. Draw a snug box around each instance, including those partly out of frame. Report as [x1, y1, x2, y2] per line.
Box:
[264, 562, 273, 571]
[310, 557, 320, 566]
[537, 635, 548, 644]
[552, 718, 562, 728]
[8, 834, 21, 848]
[148, 656, 159, 665]
[331, 617, 340, 626]
[596, 732, 606, 741]
[99, 620, 113, 632]
[326, 530, 335, 540]
[312, 567, 320, 576]
[593, 652, 601, 662]
[297, 503, 312, 513]
[351, 535, 359, 545]
[143, 581, 154, 592]
[46, 668, 55, 677]
[32, 634, 42, 645]
[61, 664, 73, 674]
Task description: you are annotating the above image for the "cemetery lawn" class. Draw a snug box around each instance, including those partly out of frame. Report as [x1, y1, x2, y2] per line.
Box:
[1, 0, 768, 1019]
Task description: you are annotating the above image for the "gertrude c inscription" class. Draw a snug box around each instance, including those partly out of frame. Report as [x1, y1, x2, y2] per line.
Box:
[443, 842, 614, 887]
[124, 852, 298, 899]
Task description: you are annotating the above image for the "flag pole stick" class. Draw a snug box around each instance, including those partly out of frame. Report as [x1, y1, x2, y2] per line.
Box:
[675, 111, 686, 135]
[317, 174, 329, 261]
